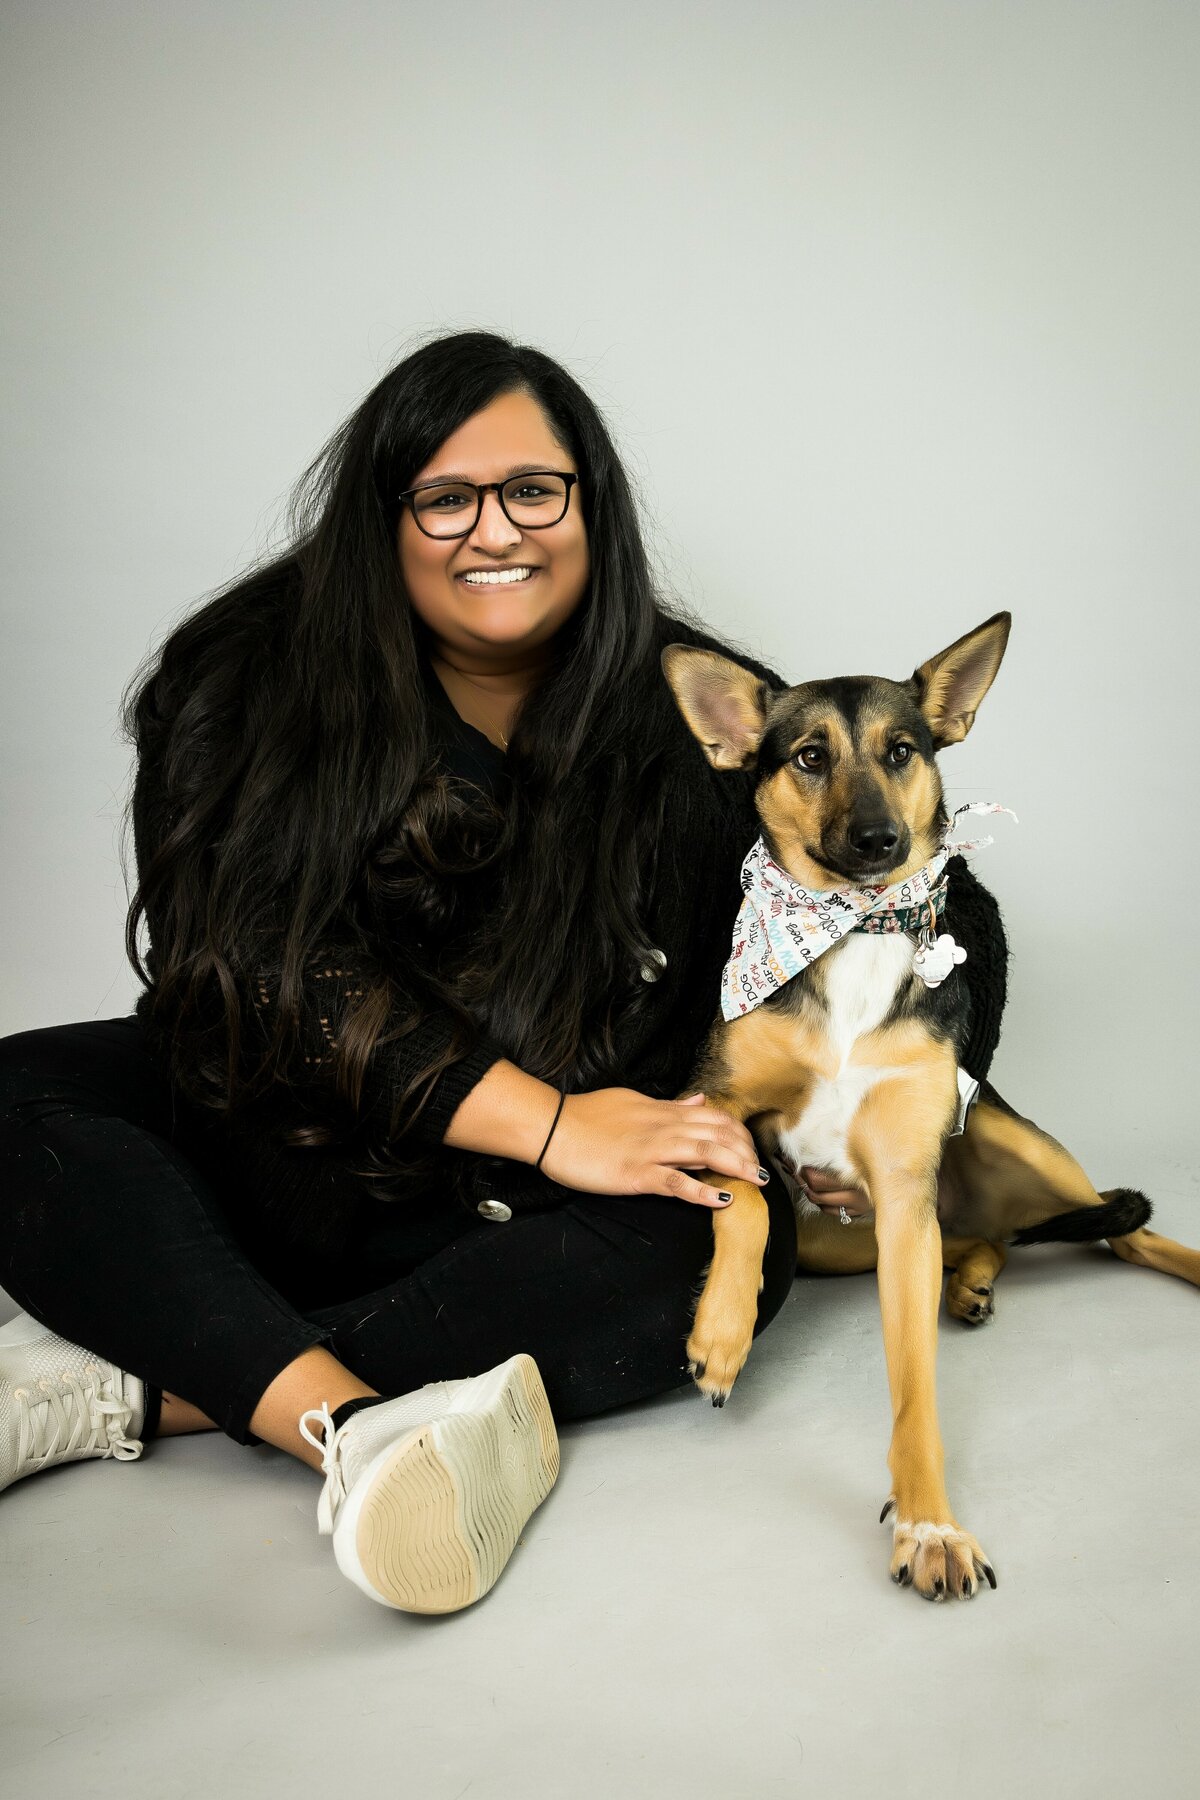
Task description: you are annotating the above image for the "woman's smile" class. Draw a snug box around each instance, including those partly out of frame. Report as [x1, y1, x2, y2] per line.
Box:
[457, 565, 540, 587]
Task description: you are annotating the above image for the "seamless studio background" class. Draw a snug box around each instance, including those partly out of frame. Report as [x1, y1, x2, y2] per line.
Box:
[3, 8, 1200, 1800]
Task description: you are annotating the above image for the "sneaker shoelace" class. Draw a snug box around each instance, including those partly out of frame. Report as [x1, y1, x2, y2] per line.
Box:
[15, 1368, 142, 1475]
[298, 1402, 344, 1535]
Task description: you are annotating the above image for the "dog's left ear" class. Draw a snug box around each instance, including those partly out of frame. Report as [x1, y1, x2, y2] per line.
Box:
[911, 612, 1011, 748]
[661, 645, 768, 770]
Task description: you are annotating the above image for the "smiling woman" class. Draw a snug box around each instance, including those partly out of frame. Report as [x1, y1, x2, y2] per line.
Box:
[0, 328, 1009, 1616]
[398, 390, 591, 750]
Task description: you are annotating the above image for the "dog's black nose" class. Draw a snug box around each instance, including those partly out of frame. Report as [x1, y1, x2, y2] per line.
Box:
[848, 822, 899, 859]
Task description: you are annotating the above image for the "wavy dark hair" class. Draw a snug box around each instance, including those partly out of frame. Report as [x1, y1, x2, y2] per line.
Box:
[121, 329, 734, 1184]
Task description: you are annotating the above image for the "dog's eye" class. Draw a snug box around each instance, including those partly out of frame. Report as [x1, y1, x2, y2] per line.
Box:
[795, 746, 825, 771]
[888, 743, 914, 767]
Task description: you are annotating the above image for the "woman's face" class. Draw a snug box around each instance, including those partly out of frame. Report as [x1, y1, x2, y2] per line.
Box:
[397, 388, 590, 663]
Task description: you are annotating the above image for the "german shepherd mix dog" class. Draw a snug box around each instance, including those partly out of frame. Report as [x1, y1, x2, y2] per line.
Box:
[662, 613, 1200, 1603]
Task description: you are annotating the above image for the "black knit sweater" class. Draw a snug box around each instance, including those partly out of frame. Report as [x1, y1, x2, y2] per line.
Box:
[131, 625, 1009, 1283]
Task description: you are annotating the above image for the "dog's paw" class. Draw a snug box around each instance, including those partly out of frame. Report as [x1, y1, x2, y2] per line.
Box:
[945, 1273, 995, 1325]
[880, 1498, 997, 1600]
[687, 1307, 754, 1406]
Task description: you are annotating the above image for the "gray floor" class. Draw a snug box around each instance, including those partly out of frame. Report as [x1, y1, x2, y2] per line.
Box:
[3, 1171, 1198, 1800]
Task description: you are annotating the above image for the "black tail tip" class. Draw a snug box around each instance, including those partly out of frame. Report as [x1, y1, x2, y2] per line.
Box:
[1012, 1188, 1152, 1247]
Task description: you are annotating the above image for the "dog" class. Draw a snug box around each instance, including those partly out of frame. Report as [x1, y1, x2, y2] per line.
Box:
[661, 612, 1200, 1602]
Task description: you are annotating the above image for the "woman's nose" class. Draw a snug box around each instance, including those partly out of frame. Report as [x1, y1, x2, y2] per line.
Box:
[470, 489, 522, 552]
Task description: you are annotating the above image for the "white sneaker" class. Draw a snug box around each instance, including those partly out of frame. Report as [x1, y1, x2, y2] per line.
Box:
[299, 1352, 559, 1614]
[0, 1311, 145, 1494]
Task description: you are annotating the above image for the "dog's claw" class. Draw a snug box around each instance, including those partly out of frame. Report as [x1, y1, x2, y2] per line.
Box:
[880, 1497, 895, 1523]
[947, 1273, 996, 1326]
[712, 1392, 727, 1408]
[981, 1564, 997, 1590]
[889, 1517, 994, 1601]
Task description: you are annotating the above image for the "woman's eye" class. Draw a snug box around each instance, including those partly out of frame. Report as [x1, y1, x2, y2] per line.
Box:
[888, 743, 914, 766]
[795, 746, 825, 771]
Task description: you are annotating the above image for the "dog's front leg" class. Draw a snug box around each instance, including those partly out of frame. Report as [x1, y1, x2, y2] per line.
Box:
[852, 1072, 997, 1601]
[683, 1087, 771, 1404]
[688, 1180, 771, 1404]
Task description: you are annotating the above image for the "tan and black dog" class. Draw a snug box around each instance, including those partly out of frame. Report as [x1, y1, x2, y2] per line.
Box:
[662, 612, 1200, 1602]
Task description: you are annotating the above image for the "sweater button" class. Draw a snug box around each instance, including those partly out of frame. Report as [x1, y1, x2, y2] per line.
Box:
[639, 947, 668, 983]
[476, 1198, 513, 1222]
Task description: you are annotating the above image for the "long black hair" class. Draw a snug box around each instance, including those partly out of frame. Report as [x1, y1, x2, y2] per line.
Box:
[122, 329, 729, 1169]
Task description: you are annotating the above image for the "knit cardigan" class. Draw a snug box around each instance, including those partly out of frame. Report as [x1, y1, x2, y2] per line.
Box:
[131, 623, 1009, 1280]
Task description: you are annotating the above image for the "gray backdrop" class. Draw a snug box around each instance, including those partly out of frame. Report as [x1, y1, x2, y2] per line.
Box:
[4, 0, 1197, 1184]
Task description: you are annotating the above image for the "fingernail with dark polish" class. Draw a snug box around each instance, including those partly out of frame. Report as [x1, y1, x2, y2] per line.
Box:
[757, 1166, 770, 1183]
[717, 1192, 733, 1205]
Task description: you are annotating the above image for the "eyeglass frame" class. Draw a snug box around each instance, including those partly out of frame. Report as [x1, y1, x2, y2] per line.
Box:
[396, 469, 580, 539]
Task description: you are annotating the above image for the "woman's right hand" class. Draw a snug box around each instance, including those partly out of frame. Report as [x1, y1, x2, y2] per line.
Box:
[538, 1088, 769, 1208]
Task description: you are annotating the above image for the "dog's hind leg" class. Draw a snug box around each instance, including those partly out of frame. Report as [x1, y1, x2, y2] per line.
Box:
[942, 1238, 1008, 1324]
[798, 1210, 1009, 1323]
[947, 1097, 1200, 1288]
[1105, 1217, 1200, 1286]
[795, 1202, 1010, 1322]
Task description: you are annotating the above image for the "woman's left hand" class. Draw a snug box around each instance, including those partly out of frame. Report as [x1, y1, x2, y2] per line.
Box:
[799, 1165, 872, 1219]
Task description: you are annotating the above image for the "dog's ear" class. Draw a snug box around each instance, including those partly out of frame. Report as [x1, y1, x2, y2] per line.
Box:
[660, 645, 768, 770]
[911, 612, 1011, 748]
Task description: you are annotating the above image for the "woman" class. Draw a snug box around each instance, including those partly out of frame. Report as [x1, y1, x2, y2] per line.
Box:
[0, 332, 1007, 1615]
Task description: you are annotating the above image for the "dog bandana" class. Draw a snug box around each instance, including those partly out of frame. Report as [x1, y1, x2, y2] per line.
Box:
[720, 803, 1016, 1021]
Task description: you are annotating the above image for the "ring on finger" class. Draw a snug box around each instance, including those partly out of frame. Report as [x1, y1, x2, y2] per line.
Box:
[838, 1205, 853, 1226]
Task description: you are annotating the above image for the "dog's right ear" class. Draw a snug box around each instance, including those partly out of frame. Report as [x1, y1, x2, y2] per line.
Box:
[660, 645, 768, 770]
[911, 612, 1011, 748]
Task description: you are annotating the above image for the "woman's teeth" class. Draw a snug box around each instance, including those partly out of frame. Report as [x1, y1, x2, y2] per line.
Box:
[460, 567, 535, 585]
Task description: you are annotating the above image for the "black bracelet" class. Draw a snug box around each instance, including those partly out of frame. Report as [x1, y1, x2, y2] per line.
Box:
[534, 1084, 568, 1173]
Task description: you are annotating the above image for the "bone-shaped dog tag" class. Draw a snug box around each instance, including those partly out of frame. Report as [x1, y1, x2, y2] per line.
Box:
[913, 930, 967, 988]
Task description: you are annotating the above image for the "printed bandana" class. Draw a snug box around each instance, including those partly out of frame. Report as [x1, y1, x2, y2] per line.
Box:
[720, 802, 1016, 1021]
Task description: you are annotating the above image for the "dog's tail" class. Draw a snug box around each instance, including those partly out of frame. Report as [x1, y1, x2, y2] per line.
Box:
[1010, 1188, 1152, 1247]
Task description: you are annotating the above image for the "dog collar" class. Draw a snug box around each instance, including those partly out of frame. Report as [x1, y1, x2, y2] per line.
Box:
[854, 889, 945, 939]
[720, 803, 1016, 1021]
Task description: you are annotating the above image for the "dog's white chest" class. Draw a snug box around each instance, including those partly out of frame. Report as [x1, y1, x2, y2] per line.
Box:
[775, 934, 914, 1184]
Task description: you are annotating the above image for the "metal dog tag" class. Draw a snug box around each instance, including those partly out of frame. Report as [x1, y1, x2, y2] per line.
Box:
[913, 929, 967, 989]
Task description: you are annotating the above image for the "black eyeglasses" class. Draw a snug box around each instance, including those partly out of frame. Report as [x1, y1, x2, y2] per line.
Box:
[398, 469, 579, 539]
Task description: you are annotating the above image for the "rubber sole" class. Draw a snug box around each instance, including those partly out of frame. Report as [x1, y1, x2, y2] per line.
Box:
[331, 1353, 559, 1614]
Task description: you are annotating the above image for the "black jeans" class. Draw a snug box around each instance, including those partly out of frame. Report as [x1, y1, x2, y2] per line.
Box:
[0, 1016, 796, 1444]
